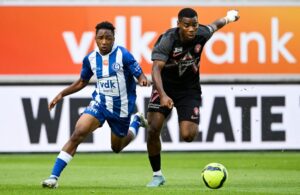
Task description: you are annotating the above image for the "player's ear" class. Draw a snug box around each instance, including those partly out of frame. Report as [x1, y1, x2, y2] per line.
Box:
[177, 20, 180, 27]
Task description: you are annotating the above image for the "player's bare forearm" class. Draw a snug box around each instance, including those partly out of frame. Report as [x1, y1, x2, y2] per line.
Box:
[60, 78, 89, 97]
[49, 78, 89, 111]
[152, 60, 166, 97]
[209, 18, 227, 32]
[209, 10, 240, 32]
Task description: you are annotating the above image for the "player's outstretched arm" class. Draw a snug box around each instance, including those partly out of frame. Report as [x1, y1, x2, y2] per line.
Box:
[48, 78, 89, 111]
[209, 10, 240, 32]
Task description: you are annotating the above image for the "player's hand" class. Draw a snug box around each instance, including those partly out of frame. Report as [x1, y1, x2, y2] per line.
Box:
[48, 94, 63, 111]
[160, 95, 174, 109]
[138, 74, 151, 86]
[225, 10, 240, 23]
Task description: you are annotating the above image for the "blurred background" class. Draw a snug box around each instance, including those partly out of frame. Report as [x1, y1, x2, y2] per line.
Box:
[0, 0, 299, 152]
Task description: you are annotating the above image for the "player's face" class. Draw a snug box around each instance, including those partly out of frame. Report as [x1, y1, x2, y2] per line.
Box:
[178, 16, 199, 42]
[95, 29, 115, 55]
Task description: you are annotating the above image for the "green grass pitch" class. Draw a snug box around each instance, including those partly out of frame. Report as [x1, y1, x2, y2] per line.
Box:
[0, 152, 299, 195]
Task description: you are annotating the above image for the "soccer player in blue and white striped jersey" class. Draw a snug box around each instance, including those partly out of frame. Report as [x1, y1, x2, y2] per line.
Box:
[42, 21, 149, 188]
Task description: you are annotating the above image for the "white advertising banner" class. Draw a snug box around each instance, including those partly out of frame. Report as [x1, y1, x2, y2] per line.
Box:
[0, 84, 299, 152]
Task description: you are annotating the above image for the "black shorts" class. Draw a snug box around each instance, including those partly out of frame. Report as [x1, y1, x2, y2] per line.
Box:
[147, 88, 201, 124]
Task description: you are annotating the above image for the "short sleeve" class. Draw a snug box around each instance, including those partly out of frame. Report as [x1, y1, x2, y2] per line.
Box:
[151, 33, 173, 62]
[121, 47, 142, 78]
[199, 24, 214, 43]
[80, 56, 93, 81]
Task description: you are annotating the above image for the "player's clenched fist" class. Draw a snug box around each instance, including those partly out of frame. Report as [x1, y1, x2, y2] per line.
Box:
[224, 10, 240, 24]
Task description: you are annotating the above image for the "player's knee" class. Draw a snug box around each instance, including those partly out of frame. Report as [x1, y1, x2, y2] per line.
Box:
[181, 129, 198, 142]
[181, 134, 194, 142]
[147, 126, 161, 139]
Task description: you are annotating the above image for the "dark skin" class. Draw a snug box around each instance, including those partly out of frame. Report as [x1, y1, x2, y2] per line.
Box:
[96, 29, 115, 55]
[147, 15, 239, 156]
[49, 28, 149, 156]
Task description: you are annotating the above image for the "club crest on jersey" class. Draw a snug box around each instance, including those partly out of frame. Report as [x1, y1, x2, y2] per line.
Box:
[194, 44, 202, 53]
[112, 62, 121, 71]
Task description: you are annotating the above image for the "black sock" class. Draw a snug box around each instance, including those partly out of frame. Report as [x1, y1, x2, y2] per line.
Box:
[149, 154, 161, 172]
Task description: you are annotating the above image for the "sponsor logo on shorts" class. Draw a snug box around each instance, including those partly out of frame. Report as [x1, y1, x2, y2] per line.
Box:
[148, 103, 160, 109]
[87, 106, 99, 114]
[191, 115, 199, 120]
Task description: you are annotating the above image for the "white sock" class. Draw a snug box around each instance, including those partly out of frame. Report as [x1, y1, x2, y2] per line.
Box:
[49, 175, 58, 179]
[49, 151, 73, 179]
[57, 151, 73, 163]
[153, 170, 162, 176]
[129, 127, 137, 138]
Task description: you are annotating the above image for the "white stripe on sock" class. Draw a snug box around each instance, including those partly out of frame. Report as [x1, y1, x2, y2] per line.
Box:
[57, 151, 73, 164]
[129, 127, 137, 138]
[50, 175, 58, 179]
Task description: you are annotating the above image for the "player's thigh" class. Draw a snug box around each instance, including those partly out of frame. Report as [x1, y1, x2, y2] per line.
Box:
[179, 120, 199, 136]
[147, 88, 171, 132]
[74, 113, 101, 136]
[147, 111, 166, 134]
[110, 132, 123, 149]
[77, 100, 105, 135]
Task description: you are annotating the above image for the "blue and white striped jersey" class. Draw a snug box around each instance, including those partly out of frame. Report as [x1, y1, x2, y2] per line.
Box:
[80, 44, 142, 118]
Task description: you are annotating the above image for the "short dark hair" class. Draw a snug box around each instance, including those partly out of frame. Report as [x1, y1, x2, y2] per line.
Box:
[95, 21, 115, 35]
[178, 8, 198, 21]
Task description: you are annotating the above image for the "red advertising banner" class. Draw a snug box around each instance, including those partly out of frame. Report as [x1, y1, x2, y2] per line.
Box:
[0, 6, 299, 77]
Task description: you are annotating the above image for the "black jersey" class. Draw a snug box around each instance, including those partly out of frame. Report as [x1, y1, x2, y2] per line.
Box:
[151, 24, 213, 94]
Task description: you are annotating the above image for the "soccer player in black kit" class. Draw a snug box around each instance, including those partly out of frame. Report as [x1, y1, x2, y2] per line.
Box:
[146, 8, 240, 187]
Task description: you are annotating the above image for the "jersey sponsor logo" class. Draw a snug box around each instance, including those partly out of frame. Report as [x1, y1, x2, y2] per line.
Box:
[100, 80, 116, 88]
[178, 52, 196, 76]
[133, 62, 141, 72]
[103, 59, 109, 66]
[98, 76, 120, 96]
[173, 47, 183, 57]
